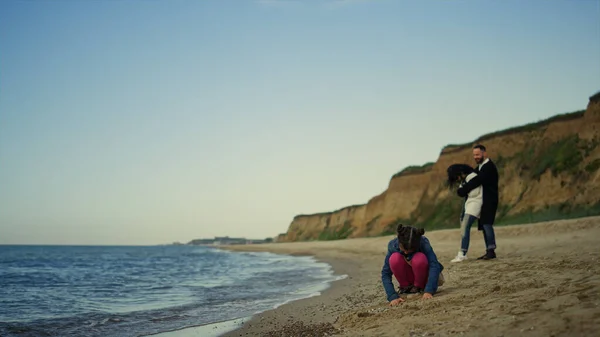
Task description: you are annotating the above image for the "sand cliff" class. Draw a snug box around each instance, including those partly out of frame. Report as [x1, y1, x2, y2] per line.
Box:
[280, 93, 600, 242]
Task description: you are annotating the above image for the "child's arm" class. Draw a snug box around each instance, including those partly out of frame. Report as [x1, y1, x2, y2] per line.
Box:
[381, 243, 400, 302]
[421, 238, 443, 295]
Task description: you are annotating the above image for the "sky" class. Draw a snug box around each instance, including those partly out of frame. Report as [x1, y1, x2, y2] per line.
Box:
[1, 0, 599, 245]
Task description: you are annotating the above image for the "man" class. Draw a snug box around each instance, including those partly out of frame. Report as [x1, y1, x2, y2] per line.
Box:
[457, 144, 499, 260]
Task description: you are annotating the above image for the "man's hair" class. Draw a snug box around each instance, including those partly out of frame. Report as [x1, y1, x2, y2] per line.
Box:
[473, 144, 486, 152]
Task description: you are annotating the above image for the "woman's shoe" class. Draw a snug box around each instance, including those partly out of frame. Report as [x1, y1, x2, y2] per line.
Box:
[451, 251, 467, 263]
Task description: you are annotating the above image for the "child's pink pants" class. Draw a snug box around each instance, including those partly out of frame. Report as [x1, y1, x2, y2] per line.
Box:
[389, 252, 429, 289]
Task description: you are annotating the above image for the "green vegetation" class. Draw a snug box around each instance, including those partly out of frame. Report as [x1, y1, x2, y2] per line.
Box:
[585, 159, 600, 173]
[497, 135, 597, 180]
[377, 192, 464, 236]
[375, 130, 599, 238]
[510, 146, 535, 170]
[496, 203, 513, 220]
[583, 138, 600, 157]
[530, 135, 584, 180]
[392, 162, 434, 179]
[494, 154, 507, 169]
[293, 204, 365, 219]
[365, 214, 382, 233]
[495, 202, 600, 226]
[417, 197, 464, 231]
[318, 220, 354, 240]
[380, 217, 412, 236]
[376, 197, 600, 238]
[442, 110, 585, 154]
[303, 105, 600, 241]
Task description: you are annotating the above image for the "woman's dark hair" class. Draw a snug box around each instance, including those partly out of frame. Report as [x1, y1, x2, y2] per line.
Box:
[396, 224, 425, 252]
[446, 163, 474, 189]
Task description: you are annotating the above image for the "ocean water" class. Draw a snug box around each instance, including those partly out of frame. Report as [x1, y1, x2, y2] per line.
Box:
[0, 245, 345, 337]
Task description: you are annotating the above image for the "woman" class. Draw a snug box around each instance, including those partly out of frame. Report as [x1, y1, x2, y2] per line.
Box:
[446, 163, 483, 262]
[381, 224, 445, 306]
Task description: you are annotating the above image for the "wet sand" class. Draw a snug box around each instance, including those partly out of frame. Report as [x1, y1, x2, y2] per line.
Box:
[221, 216, 600, 337]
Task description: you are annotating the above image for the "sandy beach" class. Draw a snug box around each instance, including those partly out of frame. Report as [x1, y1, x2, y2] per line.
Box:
[219, 216, 600, 337]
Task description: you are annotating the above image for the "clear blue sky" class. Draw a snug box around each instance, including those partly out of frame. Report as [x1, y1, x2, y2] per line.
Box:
[1, 0, 599, 245]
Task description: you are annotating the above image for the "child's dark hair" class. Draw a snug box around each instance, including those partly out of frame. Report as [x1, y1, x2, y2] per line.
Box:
[446, 164, 474, 189]
[396, 224, 425, 252]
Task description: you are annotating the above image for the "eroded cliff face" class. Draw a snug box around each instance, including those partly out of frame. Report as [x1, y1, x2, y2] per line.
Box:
[280, 94, 600, 242]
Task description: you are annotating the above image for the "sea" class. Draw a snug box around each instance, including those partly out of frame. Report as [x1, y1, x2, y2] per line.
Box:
[0, 245, 346, 337]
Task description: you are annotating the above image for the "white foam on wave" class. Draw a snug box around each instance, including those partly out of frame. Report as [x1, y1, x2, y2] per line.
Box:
[333, 274, 349, 282]
[146, 316, 251, 337]
[272, 291, 322, 310]
[182, 249, 350, 336]
[267, 272, 348, 312]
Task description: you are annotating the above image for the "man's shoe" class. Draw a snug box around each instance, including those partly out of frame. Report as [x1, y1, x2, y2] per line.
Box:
[477, 249, 496, 260]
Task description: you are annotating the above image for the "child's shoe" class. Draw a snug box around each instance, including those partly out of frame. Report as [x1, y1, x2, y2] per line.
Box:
[406, 286, 424, 299]
[398, 285, 413, 294]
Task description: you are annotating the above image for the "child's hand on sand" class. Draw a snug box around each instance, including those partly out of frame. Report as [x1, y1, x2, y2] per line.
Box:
[389, 298, 404, 306]
[422, 293, 433, 300]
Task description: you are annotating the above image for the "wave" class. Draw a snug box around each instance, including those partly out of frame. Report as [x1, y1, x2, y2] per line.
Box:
[0, 245, 346, 337]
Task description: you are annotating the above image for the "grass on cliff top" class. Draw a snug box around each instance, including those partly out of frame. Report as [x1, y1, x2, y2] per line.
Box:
[391, 162, 434, 179]
[590, 90, 600, 103]
[441, 109, 585, 154]
[293, 203, 366, 219]
[388, 109, 585, 183]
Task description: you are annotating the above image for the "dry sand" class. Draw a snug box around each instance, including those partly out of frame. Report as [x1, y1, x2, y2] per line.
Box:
[220, 216, 600, 337]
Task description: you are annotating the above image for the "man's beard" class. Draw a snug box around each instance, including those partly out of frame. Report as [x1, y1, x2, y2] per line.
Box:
[475, 158, 484, 164]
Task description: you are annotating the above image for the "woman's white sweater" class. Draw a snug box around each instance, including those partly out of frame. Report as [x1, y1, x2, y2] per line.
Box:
[461, 172, 483, 218]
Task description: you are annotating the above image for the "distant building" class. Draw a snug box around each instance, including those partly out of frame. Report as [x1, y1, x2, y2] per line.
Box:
[187, 238, 217, 245]
[187, 236, 272, 246]
[213, 236, 246, 245]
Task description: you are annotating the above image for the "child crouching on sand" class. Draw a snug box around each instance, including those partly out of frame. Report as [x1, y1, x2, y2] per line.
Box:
[381, 224, 445, 306]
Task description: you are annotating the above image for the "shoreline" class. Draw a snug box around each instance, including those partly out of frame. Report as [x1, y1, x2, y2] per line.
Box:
[221, 216, 600, 336]
[218, 234, 404, 337]
[150, 216, 600, 337]
[220, 252, 361, 337]
[146, 316, 251, 337]
[147, 247, 356, 337]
